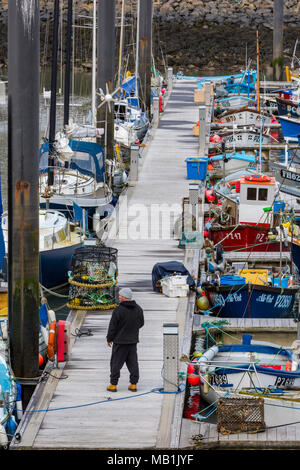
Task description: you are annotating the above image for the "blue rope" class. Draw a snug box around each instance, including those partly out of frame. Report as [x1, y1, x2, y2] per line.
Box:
[15, 384, 186, 414]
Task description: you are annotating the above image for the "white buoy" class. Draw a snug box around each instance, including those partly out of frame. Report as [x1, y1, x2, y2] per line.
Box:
[0, 424, 8, 448]
[41, 325, 48, 346]
[47, 309, 56, 323]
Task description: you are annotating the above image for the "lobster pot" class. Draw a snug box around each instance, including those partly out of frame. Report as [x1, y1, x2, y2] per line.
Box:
[217, 397, 265, 434]
[67, 245, 118, 310]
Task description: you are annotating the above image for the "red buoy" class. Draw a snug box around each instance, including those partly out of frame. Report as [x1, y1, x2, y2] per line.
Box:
[187, 364, 200, 386]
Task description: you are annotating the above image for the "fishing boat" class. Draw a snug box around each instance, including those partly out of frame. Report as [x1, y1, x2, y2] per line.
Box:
[215, 96, 256, 111]
[278, 115, 300, 141]
[212, 128, 272, 151]
[197, 335, 300, 404]
[224, 82, 256, 95]
[207, 151, 256, 177]
[291, 239, 300, 274]
[276, 96, 300, 118]
[207, 174, 290, 253]
[191, 70, 257, 86]
[202, 272, 297, 319]
[218, 107, 275, 127]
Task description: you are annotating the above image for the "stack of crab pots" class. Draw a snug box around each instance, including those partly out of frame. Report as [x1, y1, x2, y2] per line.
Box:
[67, 245, 118, 310]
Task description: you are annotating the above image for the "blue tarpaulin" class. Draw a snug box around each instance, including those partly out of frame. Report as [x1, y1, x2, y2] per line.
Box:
[152, 261, 195, 292]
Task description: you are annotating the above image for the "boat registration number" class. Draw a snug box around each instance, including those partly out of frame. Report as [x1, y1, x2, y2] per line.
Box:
[274, 376, 295, 387]
[280, 169, 300, 183]
[210, 374, 228, 386]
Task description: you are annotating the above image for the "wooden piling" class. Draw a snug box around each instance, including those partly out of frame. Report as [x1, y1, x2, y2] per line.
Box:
[8, 0, 40, 408]
[97, 0, 116, 160]
[273, 0, 284, 80]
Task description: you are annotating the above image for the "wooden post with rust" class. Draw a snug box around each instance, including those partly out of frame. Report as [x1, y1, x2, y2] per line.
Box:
[8, 0, 40, 408]
[97, 0, 116, 160]
[273, 0, 284, 80]
[138, 0, 153, 118]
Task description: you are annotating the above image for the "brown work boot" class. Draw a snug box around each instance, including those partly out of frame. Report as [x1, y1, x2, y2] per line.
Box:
[128, 384, 137, 392]
[107, 384, 117, 392]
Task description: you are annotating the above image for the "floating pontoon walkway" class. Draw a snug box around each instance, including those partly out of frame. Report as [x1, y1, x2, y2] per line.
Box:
[11, 80, 201, 450]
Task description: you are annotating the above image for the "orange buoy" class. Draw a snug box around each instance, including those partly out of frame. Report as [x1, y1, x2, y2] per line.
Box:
[285, 361, 292, 371]
[47, 321, 57, 362]
[39, 354, 44, 367]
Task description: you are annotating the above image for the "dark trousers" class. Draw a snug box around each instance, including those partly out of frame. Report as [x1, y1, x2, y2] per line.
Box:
[110, 343, 139, 386]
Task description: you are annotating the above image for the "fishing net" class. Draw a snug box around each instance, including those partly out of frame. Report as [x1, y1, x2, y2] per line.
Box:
[67, 245, 118, 310]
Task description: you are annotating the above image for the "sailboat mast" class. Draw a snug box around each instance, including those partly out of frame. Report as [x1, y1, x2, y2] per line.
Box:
[64, 0, 73, 127]
[118, 0, 126, 90]
[91, 0, 97, 127]
[135, 0, 140, 98]
[256, 29, 260, 113]
[48, 0, 60, 186]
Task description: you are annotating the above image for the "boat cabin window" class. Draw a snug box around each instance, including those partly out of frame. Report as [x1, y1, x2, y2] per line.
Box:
[247, 187, 257, 201]
[114, 103, 127, 121]
[246, 187, 268, 202]
[258, 188, 268, 201]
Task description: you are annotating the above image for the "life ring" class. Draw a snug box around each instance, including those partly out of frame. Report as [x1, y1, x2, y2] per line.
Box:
[245, 174, 271, 183]
[47, 321, 57, 362]
[228, 179, 239, 187]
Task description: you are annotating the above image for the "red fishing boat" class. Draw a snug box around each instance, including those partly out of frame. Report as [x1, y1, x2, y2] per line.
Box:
[208, 174, 289, 253]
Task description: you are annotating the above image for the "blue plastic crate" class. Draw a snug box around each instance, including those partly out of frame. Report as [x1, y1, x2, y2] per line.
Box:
[185, 157, 208, 181]
[220, 275, 246, 286]
[273, 200, 285, 214]
[272, 277, 290, 288]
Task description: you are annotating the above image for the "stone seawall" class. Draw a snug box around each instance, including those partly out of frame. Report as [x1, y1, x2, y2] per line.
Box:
[154, 0, 300, 29]
[0, 1, 299, 76]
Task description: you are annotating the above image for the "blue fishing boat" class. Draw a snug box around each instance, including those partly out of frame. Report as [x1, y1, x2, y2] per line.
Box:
[224, 83, 256, 95]
[291, 240, 300, 273]
[276, 96, 300, 118]
[192, 70, 257, 87]
[203, 275, 297, 319]
[278, 115, 300, 141]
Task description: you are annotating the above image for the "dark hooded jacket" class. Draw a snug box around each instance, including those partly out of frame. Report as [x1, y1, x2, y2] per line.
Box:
[106, 300, 144, 344]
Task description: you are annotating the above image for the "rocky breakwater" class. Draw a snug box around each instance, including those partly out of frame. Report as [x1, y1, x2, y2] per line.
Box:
[152, 0, 300, 75]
